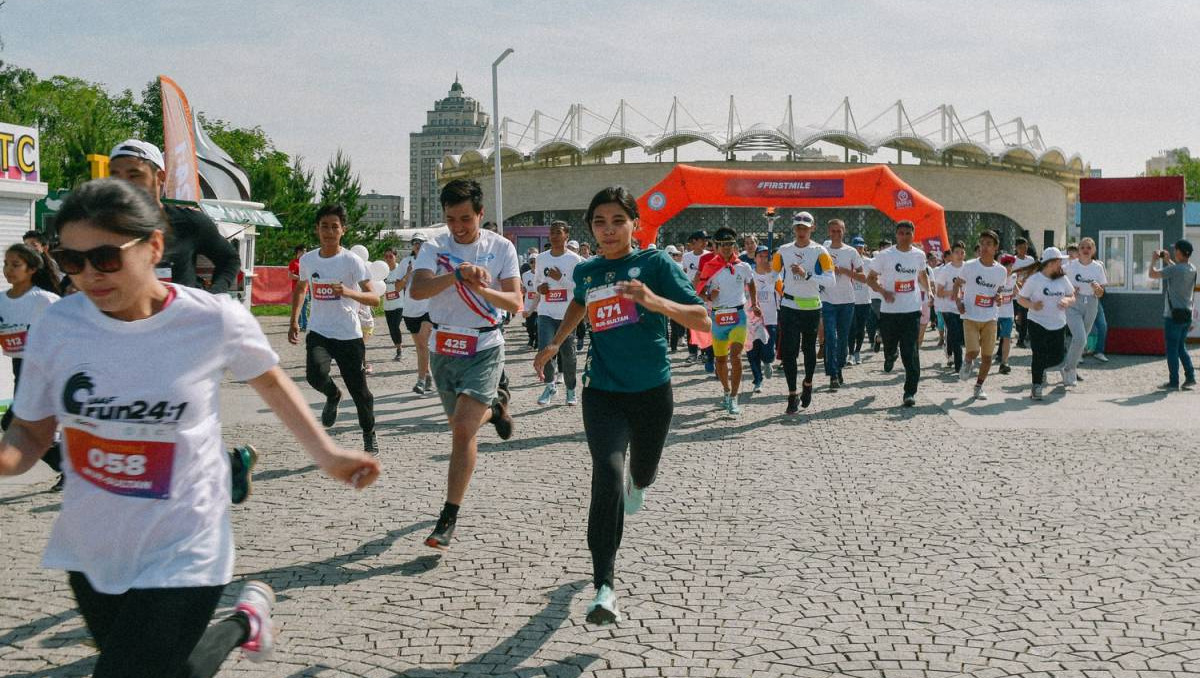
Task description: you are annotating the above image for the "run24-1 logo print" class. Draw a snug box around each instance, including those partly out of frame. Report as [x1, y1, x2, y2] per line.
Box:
[63, 369, 190, 422]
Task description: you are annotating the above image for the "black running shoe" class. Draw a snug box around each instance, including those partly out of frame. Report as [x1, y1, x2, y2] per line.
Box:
[364, 431, 379, 456]
[425, 517, 456, 550]
[785, 394, 800, 415]
[491, 401, 514, 440]
[321, 391, 341, 427]
[883, 354, 896, 373]
[829, 377, 839, 392]
[51, 474, 64, 492]
[998, 363, 1011, 375]
[837, 372, 845, 386]
[801, 382, 813, 409]
[230, 445, 258, 505]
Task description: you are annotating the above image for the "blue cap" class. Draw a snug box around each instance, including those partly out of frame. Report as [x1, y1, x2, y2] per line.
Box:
[850, 236, 866, 247]
[755, 245, 769, 253]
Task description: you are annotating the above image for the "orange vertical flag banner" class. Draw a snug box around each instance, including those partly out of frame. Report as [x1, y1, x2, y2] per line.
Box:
[158, 76, 202, 202]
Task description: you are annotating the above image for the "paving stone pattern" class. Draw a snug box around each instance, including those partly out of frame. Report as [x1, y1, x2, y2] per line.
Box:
[3, 317, 1199, 677]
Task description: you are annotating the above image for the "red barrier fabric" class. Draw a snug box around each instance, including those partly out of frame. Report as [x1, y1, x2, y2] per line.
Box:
[250, 266, 293, 306]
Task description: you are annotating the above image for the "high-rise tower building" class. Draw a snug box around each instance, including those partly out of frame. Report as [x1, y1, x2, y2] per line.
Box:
[409, 77, 489, 228]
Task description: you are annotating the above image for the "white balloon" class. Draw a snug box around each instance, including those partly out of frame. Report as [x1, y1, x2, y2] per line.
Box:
[369, 260, 389, 281]
[368, 279, 384, 295]
[350, 244, 370, 261]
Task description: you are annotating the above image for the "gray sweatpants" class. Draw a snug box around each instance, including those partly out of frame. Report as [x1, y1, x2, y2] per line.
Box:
[1065, 295, 1100, 371]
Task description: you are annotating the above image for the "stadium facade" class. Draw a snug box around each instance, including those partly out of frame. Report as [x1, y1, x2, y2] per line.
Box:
[439, 97, 1087, 251]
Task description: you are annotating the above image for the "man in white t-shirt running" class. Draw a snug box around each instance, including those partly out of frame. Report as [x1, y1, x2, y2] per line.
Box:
[289, 204, 381, 454]
[399, 233, 434, 394]
[820, 219, 865, 389]
[409, 179, 522, 551]
[866, 221, 932, 407]
[535, 221, 584, 406]
[1011, 237, 1038, 348]
[951, 230, 1008, 399]
[680, 231, 709, 364]
[772, 212, 835, 414]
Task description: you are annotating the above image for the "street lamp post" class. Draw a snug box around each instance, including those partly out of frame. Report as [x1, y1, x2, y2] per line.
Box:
[492, 48, 514, 237]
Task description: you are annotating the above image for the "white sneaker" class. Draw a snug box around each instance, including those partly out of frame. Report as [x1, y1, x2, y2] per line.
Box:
[958, 361, 974, 382]
[537, 384, 557, 406]
[235, 581, 276, 663]
[565, 388, 578, 406]
[624, 473, 645, 515]
[1094, 352, 1109, 363]
[763, 364, 773, 379]
[585, 585, 621, 624]
[973, 384, 988, 400]
[1031, 385, 1044, 401]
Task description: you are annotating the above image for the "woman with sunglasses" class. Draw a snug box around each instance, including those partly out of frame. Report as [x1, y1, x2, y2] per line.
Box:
[0, 243, 63, 489]
[0, 179, 381, 677]
[534, 186, 710, 625]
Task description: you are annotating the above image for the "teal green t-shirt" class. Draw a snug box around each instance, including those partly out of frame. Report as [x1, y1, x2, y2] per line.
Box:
[573, 248, 704, 392]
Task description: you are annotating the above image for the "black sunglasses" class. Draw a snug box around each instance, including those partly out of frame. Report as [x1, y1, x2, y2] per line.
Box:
[52, 236, 148, 275]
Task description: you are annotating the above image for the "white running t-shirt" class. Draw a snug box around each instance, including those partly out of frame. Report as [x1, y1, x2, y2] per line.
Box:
[0, 287, 59, 357]
[820, 244, 862, 305]
[1064, 259, 1108, 297]
[868, 246, 927, 314]
[1019, 272, 1074, 331]
[299, 248, 371, 340]
[382, 263, 405, 312]
[955, 258, 1008, 323]
[533, 250, 583, 320]
[14, 286, 278, 594]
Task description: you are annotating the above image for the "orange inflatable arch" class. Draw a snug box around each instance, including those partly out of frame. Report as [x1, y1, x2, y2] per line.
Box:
[635, 164, 948, 253]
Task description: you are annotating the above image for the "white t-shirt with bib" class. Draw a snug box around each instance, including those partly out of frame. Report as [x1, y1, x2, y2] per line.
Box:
[533, 250, 583, 320]
[414, 229, 520, 354]
[868, 247, 927, 314]
[0, 287, 59, 357]
[1064, 259, 1108, 297]
[382, 263, 405, 311]
[13, 286, 278, 594]
[681, 250, 708, 283]
[998, 272, 1017, 319]
[774, 242, 835, 310]
[399, 255, 429, 318]
[955, 258, 1008, 323]
[820, 244, 862, 305]
[752, 269, 781, 325]
[521, 269, 539, 314]
[705, 260, 755, 309]
[933, 263, 963, 314]
[299, 248, 371, 340]
[1018, 272, 1075, 331]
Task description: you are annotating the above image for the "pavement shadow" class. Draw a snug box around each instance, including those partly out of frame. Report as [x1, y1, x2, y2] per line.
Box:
[251, 464, 320, 483]
[1104, 391, 1172, 406]
[387, 580, 600, 678]
[6, 655, 96, 678]
[246, 520, 440, 594]
[0, 607, 82, 653]
[0, 487, 55, 505]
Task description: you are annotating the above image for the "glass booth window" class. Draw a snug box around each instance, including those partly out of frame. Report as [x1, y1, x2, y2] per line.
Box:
[1100, 230, 1161, 293]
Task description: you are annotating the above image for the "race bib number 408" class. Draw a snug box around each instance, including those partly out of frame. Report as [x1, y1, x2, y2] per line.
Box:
[894, 279, 915, 293]
[63, 417, 176, 499]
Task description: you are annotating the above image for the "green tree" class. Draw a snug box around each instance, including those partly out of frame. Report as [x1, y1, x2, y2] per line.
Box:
[1163, 150, 1200, 200]
[318, 150, 389, 257]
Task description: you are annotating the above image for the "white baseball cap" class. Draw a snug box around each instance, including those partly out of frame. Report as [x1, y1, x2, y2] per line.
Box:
[566, 240, 580, 250]
[1041, 246, 1068, 262]
[109, 139, 165, 170]
[665, 245, 681, 254]
[792, 211, 815, 227]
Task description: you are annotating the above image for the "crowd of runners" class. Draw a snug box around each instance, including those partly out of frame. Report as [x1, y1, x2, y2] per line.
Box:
[0, 137, 1196, 675]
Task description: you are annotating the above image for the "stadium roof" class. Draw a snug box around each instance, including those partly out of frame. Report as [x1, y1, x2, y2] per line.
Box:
[442, 97, 1086, 177]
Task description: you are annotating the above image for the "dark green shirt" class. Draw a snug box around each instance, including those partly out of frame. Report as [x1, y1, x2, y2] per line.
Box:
[573, 249, 703, 392]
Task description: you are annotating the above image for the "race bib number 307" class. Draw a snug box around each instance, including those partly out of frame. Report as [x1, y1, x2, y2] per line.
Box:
[64, 417, 176, 499]
[586, 285, 639, 332]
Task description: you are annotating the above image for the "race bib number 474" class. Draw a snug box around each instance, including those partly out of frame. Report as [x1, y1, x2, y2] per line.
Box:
[63, 417, 176, 499]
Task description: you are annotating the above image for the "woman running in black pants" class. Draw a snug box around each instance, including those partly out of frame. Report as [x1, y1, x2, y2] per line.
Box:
[0, 179, 381, 677]
[534, 186, 710, 624]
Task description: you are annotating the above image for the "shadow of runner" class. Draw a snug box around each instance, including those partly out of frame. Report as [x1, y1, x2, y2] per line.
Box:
[387, 580, 600, 678]
[245, 521, 439, 594]
[5, 655, 97, 678]
[0, 607, 82, 653]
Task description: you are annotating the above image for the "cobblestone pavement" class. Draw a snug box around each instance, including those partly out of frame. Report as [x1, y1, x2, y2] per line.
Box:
[3, 317, 1200, 677]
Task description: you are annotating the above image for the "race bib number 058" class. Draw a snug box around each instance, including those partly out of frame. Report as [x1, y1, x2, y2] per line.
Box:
[63, 417, 176, 499]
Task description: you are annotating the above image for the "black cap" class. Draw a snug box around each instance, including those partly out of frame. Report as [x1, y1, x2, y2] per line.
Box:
[1175, 239, 1194, 257]
[713, 227, 737, 241]
[688, 230, 708, 241]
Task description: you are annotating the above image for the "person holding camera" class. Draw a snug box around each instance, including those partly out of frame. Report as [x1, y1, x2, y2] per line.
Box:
[1148, 239, 1196, 391]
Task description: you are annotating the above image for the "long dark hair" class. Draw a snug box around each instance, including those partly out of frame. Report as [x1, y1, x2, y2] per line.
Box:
[6, 243, 60, 294]
[54, 178, 166, 238]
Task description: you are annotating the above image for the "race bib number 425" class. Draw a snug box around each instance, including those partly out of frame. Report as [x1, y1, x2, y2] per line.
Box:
[586, 285, 639, 332]
[63, 417, 176, 499]
[434, 326, 480, 357]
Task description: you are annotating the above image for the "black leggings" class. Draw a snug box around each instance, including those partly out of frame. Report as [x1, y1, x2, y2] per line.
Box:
[878, 311, 922, 397]
[1028, 321, 1066, 386]
[943, 312, 964, 370]
[69, 572, 248, 678]
[778, 306, 821, 391]
[3, 358, 61, 472]
[384, 309, 404, 345]
[582, 382, 673, 590]
[849, 303, 871, 354]
[305, 332, 375, 433]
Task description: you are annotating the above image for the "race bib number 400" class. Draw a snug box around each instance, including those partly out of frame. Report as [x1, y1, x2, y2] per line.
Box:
[63, 417, 176, 499]
[434, 326, 480, 357]
[544, 288, 568, 303]
[311, 281, 340, 300]
[894, 279, 915, 293]
[586, 285, 639, 332]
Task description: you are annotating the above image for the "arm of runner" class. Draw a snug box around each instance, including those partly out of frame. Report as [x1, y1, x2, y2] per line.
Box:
[248, 366, 380, 489]
[533, 300, 587, 378]
[920, 268, 933, 299]
[408, 268, 456, 300]
[288, 278, 309, 344]
[865, 269, 895, 303]
[0, 415, 58, 476]
[618, 279, 710, 332]
[195, 217, 241, 294]
[335, 279, 379, 307]
[810, 251, 835, 286]
[467, 275, 522, 314]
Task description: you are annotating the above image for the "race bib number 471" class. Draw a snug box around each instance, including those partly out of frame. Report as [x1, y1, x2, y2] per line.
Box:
[63, 417, 176, 499]
[586, 285, 639, 332]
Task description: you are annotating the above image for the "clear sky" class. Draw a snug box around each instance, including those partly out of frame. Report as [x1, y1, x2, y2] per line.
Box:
[2, 0, 1194, 197]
